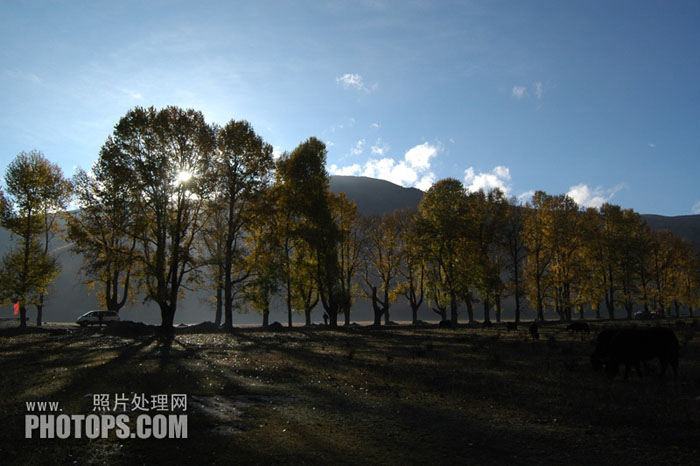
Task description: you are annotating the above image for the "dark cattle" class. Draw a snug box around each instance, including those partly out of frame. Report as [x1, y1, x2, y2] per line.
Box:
[482, 321, 493, 329]
[566, 321, 590, 333]
[529, 321, 539, 340]
[590, 327, 679, 379]
[590, 328, 619, 372]
[506, 322, 518, 332]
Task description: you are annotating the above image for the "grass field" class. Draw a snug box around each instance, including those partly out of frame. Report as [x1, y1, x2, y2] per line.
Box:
[0, 320, 699, 466]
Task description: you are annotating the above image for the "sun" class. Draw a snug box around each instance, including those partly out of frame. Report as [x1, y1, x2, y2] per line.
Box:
[176, 170, 192, 184]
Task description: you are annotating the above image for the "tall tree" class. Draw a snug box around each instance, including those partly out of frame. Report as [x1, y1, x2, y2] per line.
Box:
[466, 189, 509, 323]
[361, 212, 403, 327]
[331, 193, 364, 326]
[523, 192, 554, 321]
[278, 138, 342, 326]
[206, 120, 274, 330]
[504, 198, 526, 323]
[68, 151, 137, 315]
[395, 209, 426, 324]
[418, 178, 469, 325]
[107, 106, 216, 333]
[0, 151, 68, 327]
[243, 189, 282, 327]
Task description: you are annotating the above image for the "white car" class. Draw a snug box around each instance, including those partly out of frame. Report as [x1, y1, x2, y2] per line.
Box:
[76, 310, 120, 326]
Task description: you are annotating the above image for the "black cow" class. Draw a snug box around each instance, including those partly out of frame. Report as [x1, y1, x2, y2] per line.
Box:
[590, 328, 619, 372]
[566, 321, 590, 333]
[529, 321, 539, 340]
[590, 327, 679, 379]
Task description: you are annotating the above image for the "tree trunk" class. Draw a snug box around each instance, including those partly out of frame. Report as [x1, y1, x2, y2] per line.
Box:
[483, 298, 491, 323]
[160, 304, 175, 338]
[214, 284, 222, 327]
[450, 292, 458, 325]
[495, 295, 502, 323]
[305, 308, 312, 326]
[36, 296, 44, 326]
[465, 295, 474, 324]
[344, 305, 351, 326]
[19, 305, 27, 328]
[411, 304, 419, 325]
[263, 308, 270, 327]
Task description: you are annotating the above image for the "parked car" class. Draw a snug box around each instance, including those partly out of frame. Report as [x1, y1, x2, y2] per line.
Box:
[77, 310, 120, 326]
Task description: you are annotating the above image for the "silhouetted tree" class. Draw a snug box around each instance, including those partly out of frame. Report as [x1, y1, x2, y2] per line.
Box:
[0, 151, 68, 327]
[106, 106, 216, 333]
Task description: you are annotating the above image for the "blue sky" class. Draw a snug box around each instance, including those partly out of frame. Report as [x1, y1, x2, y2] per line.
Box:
[1, 0, 699, 215]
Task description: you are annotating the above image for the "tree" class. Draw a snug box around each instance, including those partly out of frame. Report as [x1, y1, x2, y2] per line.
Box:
[0, 151, 69, 327]
[418, 178, 469, 325]
[523, 192, 554, 321]
[290, 239, 320, 326]
[243, 189, 282, 327]
[361, 211, 403, 327]
[107, 106, 216, 333]
[466, 189, 509, 323]
[331, 193, 364, 326]
[68, 152, 137, 315]
[504, 198, 526, 323]
[205, 120, 275, 330]
[278, 138, 342, 326]
[395, 209, 426, 324]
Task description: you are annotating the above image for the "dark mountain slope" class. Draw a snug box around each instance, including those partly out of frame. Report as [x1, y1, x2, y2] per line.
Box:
[329, 175, 423, 215]
[641, 214, 700, 247]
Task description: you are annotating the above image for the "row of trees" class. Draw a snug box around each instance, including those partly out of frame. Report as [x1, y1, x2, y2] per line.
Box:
[2, 106, 699, 331]
[416, 183, 700, 326]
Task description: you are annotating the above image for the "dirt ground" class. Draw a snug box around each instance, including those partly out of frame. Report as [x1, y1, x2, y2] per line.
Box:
[0, 320, 698, 466]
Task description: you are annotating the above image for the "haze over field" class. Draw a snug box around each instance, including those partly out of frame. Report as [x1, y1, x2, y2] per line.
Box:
[2, 175, 698, 326]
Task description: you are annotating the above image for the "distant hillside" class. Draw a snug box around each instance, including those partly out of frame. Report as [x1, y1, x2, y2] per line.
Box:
[329, 176, 423, 215]
[641, 214, 700, 247]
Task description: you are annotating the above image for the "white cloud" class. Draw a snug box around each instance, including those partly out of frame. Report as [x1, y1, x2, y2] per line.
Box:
[362, 158, 418, 186]
[566, 183, 624, 208]
[329, 163, 361, 176]
[692, 201, 700, 214]
[463, 166, 512, 194]
[416, 173, 436, 191]
[350, 139, 365, 156]
[648, 143, 656, 148]
[328, 142, 440, 191]
[517, 190, 535, 204]
[371, 138, 389, 156]
[512, 86, 527, 99]
[272, 146, 284, 160]
[336, 73, 377, 93]
[370, 122, 381, 129]
[535, 82, 543, 99]
[405, 142, 438, 170]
